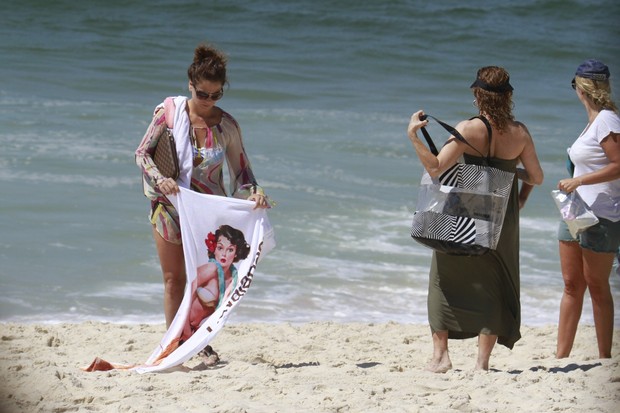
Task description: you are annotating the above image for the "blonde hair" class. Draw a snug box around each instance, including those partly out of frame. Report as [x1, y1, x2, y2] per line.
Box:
[574, 76, 618, 113]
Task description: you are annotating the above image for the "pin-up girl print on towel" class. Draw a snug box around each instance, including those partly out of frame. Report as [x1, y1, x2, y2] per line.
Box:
[183, 225, 250, 341]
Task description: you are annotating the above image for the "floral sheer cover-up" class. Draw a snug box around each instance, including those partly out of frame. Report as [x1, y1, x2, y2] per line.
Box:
[135, 104, 259, 244]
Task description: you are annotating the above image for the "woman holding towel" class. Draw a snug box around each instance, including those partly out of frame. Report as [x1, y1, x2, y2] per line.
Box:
[135, 43, 270, 364]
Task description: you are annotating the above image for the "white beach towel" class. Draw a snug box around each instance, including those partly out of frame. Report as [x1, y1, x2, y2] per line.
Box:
[83, 188, 274, 373]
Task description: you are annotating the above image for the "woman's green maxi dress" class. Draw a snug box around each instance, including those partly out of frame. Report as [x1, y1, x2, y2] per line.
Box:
[427, 154, 521, 349]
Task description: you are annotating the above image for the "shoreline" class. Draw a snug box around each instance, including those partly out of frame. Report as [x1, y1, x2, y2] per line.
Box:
[1, 322, 619, 412]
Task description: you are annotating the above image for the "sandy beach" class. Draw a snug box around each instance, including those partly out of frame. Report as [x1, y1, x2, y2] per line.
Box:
[1, 322, 618, 413]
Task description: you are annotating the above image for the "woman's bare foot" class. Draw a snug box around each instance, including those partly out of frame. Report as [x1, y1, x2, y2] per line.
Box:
[426, 331, 452, 373]
[474, 360, 489, 371]
[425, 352, 452, 373]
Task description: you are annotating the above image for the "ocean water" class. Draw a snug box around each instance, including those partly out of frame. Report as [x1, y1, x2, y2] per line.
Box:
[1, 0, 619, 327]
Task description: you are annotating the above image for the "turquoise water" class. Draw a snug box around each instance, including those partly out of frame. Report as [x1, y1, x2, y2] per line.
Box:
[1, 0, 619, 325]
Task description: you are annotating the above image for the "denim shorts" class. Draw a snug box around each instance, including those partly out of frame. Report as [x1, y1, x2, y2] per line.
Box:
[557, 217, 620, 253]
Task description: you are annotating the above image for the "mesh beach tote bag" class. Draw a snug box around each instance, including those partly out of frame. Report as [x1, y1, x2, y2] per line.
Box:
[410, 115, 515, 256]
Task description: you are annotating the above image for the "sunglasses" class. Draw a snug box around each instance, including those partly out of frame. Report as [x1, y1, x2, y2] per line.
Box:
[192, 85, 224, 101]
[571, 78, 576, 90]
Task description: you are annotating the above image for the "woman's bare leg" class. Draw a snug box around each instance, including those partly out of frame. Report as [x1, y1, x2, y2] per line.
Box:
[152, 226, 186, 328]
[426, 330, 452, 373]
[582, 248, 615, 358]
[557, 241, 587, 358]
[476, 334, 497, 371]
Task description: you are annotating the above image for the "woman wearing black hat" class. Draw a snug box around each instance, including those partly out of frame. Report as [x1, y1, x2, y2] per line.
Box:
[407, 66, 544, 372]
[556, 59, 620, 359]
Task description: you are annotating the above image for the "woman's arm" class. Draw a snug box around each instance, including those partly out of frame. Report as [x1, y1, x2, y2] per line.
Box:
[407, 110, 465, 178]
[222, 116, 257, 192]
[518, 182, 535, 209]
[516, 123, 544, 186]
[559, 132, 620, 192]
[223, 115, 269, 208]
[135, 108, 169, 189]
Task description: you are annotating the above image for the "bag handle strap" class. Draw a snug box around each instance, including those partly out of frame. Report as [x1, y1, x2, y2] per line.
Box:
[419, 114, 491, 161]
[418, 117, 440, 156]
